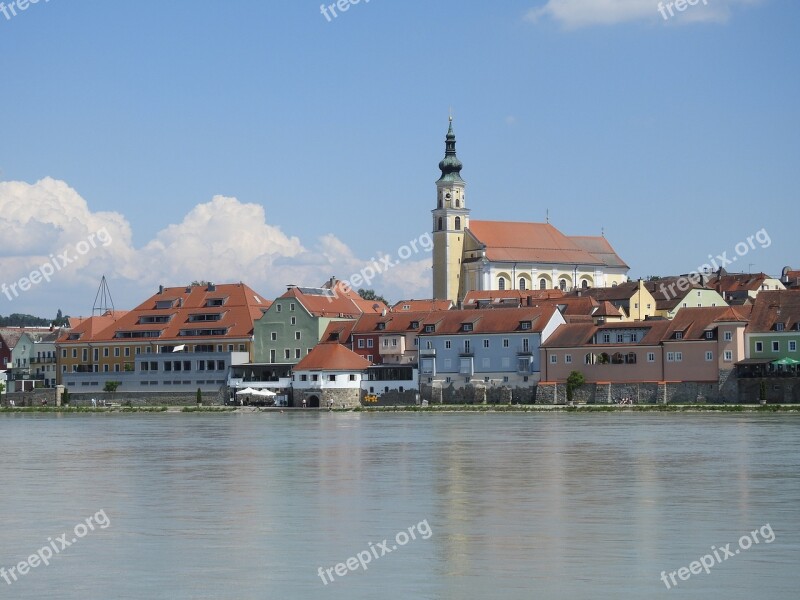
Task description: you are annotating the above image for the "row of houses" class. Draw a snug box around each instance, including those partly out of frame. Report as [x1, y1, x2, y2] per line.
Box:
[2, 272, 798, 405]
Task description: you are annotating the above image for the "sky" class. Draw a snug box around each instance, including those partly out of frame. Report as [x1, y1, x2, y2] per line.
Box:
[0, 0, 797, 319]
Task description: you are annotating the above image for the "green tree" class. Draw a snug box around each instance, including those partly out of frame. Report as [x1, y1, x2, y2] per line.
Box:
[196, 387, 202, 406]
[358, 289, 389, 306]
[566, 370, 586, 403]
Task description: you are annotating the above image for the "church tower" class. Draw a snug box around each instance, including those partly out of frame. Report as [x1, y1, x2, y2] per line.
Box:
[432, 117, 470, 303]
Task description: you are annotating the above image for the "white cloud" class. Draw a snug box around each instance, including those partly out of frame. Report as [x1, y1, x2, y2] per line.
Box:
[0, 178, 433, 314]
[525, 0, 765, 28]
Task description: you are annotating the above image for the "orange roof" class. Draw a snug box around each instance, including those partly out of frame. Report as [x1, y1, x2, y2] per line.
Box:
[280, 280, 386, 318]
[57, 283, 268, 344]
[295, 343, 372, 371]
[747, 290, 800, 333]
[321, 320, 355, 344]
[350, 311, 433, 335]
[467, 221, 627, 268]
[392, 299, 453, 312]
[664, 306, 752, 340]
[463, 289, 564, 308]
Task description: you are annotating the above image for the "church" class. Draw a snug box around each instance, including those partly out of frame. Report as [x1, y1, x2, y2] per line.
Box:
[432, 119, 629, 304]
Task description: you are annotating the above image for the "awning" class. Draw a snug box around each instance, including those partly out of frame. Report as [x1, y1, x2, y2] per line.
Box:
[735, 358, 774, 366]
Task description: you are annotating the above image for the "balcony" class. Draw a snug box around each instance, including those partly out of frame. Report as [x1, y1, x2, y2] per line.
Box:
[419, 349, 436, 357]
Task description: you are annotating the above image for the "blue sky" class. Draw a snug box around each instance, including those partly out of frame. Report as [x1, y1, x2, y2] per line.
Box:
[0, 0, 797, 317]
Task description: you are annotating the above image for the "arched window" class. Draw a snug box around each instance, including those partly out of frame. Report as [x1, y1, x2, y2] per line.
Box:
[519, 278, 526, 291]
[539, 278, 547, 290]
[559, 279, 567, 291]
[498, 277, 506, 291]
[455, 216, 461, 230]
[438, 217, 443, 231]
[455, 199, 460, 208]
[581, 280, 589, 289]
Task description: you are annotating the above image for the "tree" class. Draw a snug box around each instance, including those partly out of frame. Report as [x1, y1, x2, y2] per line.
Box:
[358, 289, 389, 306]
[196, 387, 202, 406]
[104, 381, 121, 394]
[565, 370, 585, 403]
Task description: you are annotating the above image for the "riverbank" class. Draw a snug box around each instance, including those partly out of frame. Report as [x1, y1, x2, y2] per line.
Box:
[2, 404, 800, 414]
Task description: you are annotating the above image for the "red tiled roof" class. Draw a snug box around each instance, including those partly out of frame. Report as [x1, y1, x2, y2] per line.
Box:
[350, 311, 432, 335]
[56, 284, 268, 344]
[463, 289, 564, 308]
[746, 290, 800, 333]
[321, 321, 355, 344]
[706, 272, 773, 293]
[664, 306, 751, 341]
[467, 221, 626, 268]
[295, 343, 372, 371]
[281, 280, 387, 319]
[594, 301, 622, 317]
[392, 299, 453, 312]
[570, 236, 629, 269]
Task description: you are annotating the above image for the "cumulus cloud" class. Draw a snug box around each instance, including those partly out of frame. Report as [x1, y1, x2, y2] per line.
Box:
[0, 178, 432, 314]
[525, 0, 765, 28]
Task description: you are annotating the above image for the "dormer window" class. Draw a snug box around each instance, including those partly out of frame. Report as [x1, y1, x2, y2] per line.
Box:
[155, 299, 175, 310]
[410, 321, 419, 329]
[376, 322, 386, 331]
[462, 323, 473, 332]
[705, 331, 714, 339]
[776, 323, 785, 332]
[206, 298, 226, 307]
[67, 333, 81, 341]
[675, 331, 683, 340]
[424, 325, 435, 333]
[520, 321, 531, 331]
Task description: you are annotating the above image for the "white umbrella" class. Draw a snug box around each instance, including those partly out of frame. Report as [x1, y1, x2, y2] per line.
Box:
[237, 387, 257, 395]
[252, 389, 276, 397]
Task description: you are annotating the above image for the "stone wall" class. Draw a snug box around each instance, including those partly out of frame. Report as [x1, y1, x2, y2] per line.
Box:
[535, 380, 746, 405]
[738, 379, 800, 404]
[420, 383, 533, 405]
[2, 388, 226, 407]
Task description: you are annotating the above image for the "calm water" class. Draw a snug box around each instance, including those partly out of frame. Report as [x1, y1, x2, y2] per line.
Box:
[1, 412, 798, 599]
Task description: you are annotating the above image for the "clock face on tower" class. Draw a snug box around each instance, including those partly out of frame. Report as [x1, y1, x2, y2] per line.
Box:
[445, 193, 451, 199]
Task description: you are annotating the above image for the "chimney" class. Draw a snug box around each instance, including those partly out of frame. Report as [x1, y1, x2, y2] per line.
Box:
[158, 285, 164, 294]
[207, 283, 216, 292]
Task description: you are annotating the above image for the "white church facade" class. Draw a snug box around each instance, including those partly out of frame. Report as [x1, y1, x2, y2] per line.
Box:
[432, 119, 629, 304]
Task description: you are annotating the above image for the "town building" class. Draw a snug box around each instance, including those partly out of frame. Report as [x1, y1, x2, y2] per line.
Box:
[292, 343, 371, 408]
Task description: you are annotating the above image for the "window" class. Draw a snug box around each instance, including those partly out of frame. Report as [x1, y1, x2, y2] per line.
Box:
[483, 339, 490, 348]
[300, 374, 307, 382]
[455, 216, 461, 230]
[503, 339, 509, 348]
[291, 317, 296, 326]
[776, 323, 784, 331]
[617, 334, 624, 343]
[367, 339, 374, 348]
[124, 347, 130, 357]
[675, 352, 683, 362]
[424, 325, 435, 333]
[329, 374, 336, 382]
[437, 217, 443, 231]
[295, 349, 301, 359]
[755, 342, 763, 352]
[559, 279, 567, 291]
[705, 351, 714, 361]
[290, 303, 295, 311]
[550, 355, 558, 364]
[565, 354, 572, 364]
[445, 340, 451, 349]
[630, 333, 638, 343]
[520, 321, 531, 330]
[349, 374, 356, 381]
[391, 339, 398, 347]
[724, 350, 733, 362]
[114, 348, 120, 357]
[675, 332, 683, 340]
[498, 277, 506, 291]
[647, 352, 655, 362]
[667, 352, 675, 362]
[602, 333, 611, 344]
[724, 331, 732, 342]
[705, 331, 714, 340]
[464, 340, 471, 354]
[271, 332, 277, 341]
[539, 278, 547, 290]
[519, 278, 526, 291]
[367, 355, 373, 362]
[358, 339, 365, 348]
[383, 339, 389, 347]
[62, 349, 67, 358]
[790, 341, 797, 352]
[284, 349, 290, 359]
[462, 323, 473, 332]
[772, 341, 780, 352]
[295, 331, 301, 340]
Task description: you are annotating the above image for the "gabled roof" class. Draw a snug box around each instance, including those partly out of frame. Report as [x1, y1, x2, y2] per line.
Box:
[746, 290, 800, 333]
[279, 279, 386, 319]
[392, 299, 453, 312]
[350, 312, 432, 336]
[56, 283, 268, 344]
[644, 278, 713, 311]
[463, 289, 564, 308]
[706, 272, 778, 293]
[572, 281, 641, 303]
[320, 320, 355, 345]
[419, 306, 560, 335]
[0, 327, 56, 350]
[594, 301, 622, 318]
[467, 221, 627, 267]
[543, 320, 672, 348]
[570, 236, 630, 269]
[663, 306, 751, 341]
[295, 343, 372, 371]
[57, 311, 128, 343]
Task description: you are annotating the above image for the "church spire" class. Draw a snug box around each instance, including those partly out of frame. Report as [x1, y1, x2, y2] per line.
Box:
[437, 116, 464, 184]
